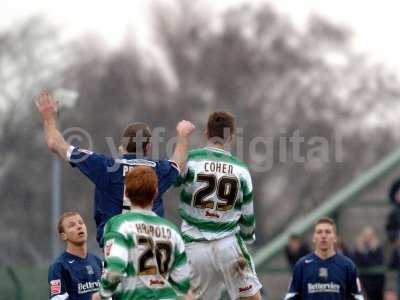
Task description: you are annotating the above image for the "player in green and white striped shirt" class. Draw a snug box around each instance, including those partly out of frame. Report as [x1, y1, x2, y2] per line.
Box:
[177, 112, 262, 300]
[92, 166, 192, 300]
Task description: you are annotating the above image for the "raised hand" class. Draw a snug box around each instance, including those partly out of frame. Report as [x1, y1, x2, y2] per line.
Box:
[176, 120, 196, 138]
[36, 90, 58, 122]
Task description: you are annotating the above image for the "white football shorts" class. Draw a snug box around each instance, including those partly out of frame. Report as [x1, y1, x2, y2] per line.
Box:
[185, 234, 262, 299]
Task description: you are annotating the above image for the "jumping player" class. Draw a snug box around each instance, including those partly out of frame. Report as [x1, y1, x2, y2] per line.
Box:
[36, 90, 195, 247]
[177, 112, 262, 299]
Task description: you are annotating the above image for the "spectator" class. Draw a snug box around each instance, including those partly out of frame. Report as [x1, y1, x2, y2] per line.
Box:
[352, 226, 385, 300]
[284, 234, 310, 270]
[335, 237, 351, 258]
[386, 178, 400, 244]
[389, 240, 400, 300]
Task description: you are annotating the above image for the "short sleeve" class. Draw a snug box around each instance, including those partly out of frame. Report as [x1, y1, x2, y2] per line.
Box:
[157, 160, 180, 192]
[67, 146, 110, 188]
[239, 171, 255, 244]
[102, 225, 129, 275]
[284, 261, 302, 300]
[48, 263, 68, 300]
[169, 234, 191, 295]
[99, 221, 130, 298]
[348, 262, 364, 300]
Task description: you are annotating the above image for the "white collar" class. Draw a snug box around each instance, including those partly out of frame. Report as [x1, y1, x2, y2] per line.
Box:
[131, 207, 157, 216]
[205, 146, 231, 155]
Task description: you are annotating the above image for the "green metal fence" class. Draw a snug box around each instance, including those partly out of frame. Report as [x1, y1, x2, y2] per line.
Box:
[253, 147, 400, 268]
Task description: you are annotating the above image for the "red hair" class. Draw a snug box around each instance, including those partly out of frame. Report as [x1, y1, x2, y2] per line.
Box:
[125, 166, 158, 208]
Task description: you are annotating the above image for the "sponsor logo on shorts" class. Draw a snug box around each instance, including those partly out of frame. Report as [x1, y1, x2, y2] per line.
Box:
[205, 210, 220, 218]
[50, 279, 61, 295]
[150, 279, 165, 286]
[239, 284, 253, 293]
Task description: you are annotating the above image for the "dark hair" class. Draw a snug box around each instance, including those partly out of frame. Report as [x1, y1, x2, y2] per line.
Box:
[121, 122, 152, 154]
[125, 166, 158, 208]
[314, 217, 337, 232]
[389, 178, 400, 205]
[206, 112, 235, 144]
[289, 234, 301, 241]
[57, 211, 81, 234]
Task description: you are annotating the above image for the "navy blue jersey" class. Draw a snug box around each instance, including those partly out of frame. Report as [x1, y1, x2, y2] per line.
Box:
[48, 251, 102, 300]
[285, 253, 364, 300]
[67, 146, 180, 246]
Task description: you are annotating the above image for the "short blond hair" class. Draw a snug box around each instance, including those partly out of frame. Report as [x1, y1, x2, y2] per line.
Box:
[314, 217, 337, 233]
[57, 211, 80, 234]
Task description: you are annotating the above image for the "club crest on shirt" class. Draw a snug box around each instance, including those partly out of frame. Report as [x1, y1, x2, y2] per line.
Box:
[86, 265, 94, 275]
[319, 267, 328, 278]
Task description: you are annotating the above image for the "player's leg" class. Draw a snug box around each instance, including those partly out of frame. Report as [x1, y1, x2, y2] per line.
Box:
[185, 240, 224, 299]
[216, 235, 262, 300]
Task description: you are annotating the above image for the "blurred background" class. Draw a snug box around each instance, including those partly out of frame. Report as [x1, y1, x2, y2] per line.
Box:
[2, 0, 400, 299]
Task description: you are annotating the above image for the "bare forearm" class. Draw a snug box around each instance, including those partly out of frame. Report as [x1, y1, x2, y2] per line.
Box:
[43, 119, 70, 160]
[172, 136, 190, 172]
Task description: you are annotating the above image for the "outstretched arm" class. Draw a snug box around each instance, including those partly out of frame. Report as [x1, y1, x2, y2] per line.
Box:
[171, 120, 196, 172]
[36, 90, 71, 161]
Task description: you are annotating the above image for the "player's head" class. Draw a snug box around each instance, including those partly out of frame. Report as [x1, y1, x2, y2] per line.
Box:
[313, 217, 337, 252]
[205, 111, 235, 145]
[57, 212, 87, 246]
[288, 234, 302, 251]
[125, 166, 158, 209]
[120, 122, 152, 155]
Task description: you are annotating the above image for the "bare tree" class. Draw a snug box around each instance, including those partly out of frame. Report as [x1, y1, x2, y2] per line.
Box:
[0, 17, 65, 264]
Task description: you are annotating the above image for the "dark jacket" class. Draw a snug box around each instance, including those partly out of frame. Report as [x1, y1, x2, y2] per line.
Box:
[285, 244, 310, 269]
[390, 247, 400, 270]
[352, 246, 385, 275]
[386, 178, 400, 243]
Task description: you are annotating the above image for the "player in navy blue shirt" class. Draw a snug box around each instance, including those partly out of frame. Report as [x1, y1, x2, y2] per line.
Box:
[36, 90, 195, 246]
[48, 212, 102, 300]
[285, 217, 364, 300]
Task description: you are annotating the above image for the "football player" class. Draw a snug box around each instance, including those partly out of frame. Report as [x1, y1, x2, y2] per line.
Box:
[36, 90, 195, 247]
[284, 217, 364, 300]
[176, 112, 262, 299]
[48, 212, 102, 300]
[92, 166, 192, 300]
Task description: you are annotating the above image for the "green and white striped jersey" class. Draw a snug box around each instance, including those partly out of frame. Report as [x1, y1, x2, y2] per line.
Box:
[178, 147, 255, 244]
[99, 209, 191, 300]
